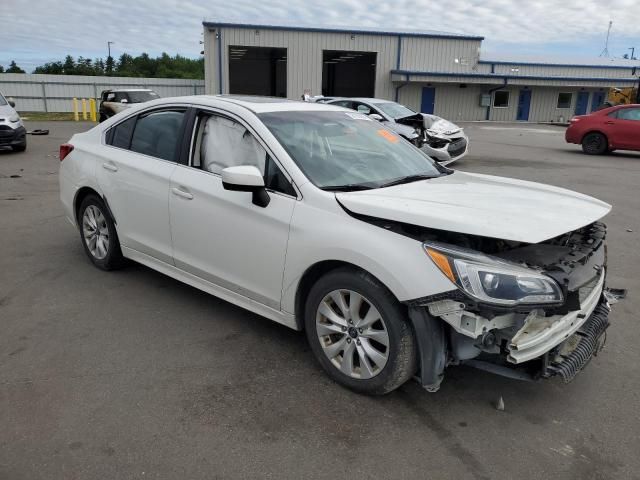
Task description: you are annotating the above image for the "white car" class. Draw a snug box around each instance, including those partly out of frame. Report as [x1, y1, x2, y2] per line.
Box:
[59, 95, 613, 394]
[326, 98, 468, 166]
[0, 92, 26, 152]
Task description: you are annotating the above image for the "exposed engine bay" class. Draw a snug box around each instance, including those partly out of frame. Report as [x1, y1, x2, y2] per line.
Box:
[394, 113, 466, 156]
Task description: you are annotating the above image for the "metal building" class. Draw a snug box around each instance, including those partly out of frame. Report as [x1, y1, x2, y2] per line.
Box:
[203, 20, 640, 122]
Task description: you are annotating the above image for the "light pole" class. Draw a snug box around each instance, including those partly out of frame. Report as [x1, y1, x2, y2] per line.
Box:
[107, 41, 114, 59]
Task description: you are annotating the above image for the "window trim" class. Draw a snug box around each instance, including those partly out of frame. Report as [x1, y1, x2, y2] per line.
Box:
[183, 106, 301, 200]
[556, 92, 573, 109]
[492, 90, 510, 108]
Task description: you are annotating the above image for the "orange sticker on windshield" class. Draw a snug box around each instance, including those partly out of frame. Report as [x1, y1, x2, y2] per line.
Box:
[377, 129, 399, 143]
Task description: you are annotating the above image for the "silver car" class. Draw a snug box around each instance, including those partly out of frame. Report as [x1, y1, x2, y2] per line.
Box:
[327, 98, 468, 166]
[0, 92, 26, 152]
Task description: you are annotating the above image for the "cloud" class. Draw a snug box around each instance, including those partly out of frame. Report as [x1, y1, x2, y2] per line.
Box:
[1, 0, 638, 71]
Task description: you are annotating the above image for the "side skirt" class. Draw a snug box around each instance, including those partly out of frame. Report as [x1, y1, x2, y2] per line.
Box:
[122, 246, 298, 330]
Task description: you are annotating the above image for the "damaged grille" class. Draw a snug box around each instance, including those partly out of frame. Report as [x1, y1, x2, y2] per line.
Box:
[545, 302, 610, 382]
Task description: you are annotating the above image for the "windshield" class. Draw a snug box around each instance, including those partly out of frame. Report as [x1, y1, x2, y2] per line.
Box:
[372, 101, 416, 119]
[259, 111, 446, 190]
[128, 91, 159, 103]
[0, 93, 7, 106]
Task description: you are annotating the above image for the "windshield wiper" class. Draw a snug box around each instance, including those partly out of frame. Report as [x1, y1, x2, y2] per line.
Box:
[380, 174, 438, 188]
[320, 184, 375, 192]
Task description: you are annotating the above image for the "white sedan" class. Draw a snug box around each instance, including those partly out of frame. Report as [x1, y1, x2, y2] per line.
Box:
[60, 95, 613, 394]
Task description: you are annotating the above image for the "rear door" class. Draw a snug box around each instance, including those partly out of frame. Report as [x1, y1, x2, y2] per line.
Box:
[97, 107, 187, 264]
[613, 107, 640, 149]
[168, 109, 297, 310]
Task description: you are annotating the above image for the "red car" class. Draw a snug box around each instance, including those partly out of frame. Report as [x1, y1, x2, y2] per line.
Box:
[566, 103, 640, 155]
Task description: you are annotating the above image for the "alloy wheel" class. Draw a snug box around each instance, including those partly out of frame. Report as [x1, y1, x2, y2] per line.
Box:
[316, 289, 390, 379]
[82, 205, 110, 260]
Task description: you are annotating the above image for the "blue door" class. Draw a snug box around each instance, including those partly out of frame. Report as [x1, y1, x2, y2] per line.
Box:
[421, 87, 435, 114]
[516, 89, 532, 121]
[590, 91, 605, 112]
[575, 91, 590, 115]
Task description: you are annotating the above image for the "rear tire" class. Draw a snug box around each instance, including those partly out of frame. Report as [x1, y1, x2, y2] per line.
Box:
[581, 132, 607, 155]
[304, 267, 417, 395]
[78, 195, 125, 270]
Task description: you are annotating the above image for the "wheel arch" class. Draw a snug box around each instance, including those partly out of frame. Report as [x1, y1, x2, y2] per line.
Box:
[581, 129, 608, 145]
[293, 260, 398, 331]
[73, 187, 116, 226]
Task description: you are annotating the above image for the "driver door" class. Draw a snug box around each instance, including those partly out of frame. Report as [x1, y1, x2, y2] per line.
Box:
[169, 110, 297, 310]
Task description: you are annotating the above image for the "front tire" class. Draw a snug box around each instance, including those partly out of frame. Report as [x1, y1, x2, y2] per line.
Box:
[304, 267, 417, 395]
[581, 132, 608, 155]
[78, 195, 124, 270]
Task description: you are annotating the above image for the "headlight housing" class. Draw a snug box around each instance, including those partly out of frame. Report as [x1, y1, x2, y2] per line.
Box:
[9, 114, 20, 123]
[424, 243, 563, 306]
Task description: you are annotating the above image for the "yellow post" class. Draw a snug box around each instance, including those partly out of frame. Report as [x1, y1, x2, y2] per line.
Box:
[73, 98, 79, 121]
[81, 98, 88, 120]
[89, 98, 97, 122]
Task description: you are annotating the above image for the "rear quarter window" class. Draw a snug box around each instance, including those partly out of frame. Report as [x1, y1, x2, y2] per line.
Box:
[107, 116, 136, 148]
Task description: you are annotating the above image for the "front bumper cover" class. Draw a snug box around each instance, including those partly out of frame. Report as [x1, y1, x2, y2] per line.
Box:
[0, 125, 26, 146]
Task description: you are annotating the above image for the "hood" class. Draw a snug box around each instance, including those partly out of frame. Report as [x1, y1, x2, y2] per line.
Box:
[422, 115, 461, 135]
[336, 171, 611, 243]
[387, 121, 418, 138]
[0, 103, 17, 118]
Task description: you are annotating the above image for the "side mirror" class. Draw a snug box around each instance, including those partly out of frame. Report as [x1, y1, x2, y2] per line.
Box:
[369, 113, 383, 121]
[221, 165, 270, 207]
[8, 100, 16, 108]
[120, 98, 129, 104]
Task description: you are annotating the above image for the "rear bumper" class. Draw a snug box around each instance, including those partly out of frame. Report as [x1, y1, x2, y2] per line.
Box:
[0, 126, 26, 146]
[564, 125, 581, 144]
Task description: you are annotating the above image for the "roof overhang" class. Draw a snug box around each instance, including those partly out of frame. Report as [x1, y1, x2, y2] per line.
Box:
[203, 21, 484, 41]
[391, 70, 640, 88]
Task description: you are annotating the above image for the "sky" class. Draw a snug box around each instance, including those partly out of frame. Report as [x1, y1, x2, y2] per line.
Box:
[1, 0, 639, 72]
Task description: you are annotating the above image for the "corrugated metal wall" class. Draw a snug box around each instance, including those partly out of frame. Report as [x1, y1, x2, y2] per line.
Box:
[0, 73, 205, 112]
[206, 27, 398, 99]
[490, 63, 635, 79]
[400, 37, 482, 72]
[400, 83, 609, 122]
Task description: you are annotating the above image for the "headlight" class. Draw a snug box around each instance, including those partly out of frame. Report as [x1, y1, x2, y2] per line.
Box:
[424, 243, 563, 306]
[9, 114, 20, 123]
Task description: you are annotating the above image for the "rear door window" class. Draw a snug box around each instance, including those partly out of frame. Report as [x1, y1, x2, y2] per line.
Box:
[129, 110, 186, 161]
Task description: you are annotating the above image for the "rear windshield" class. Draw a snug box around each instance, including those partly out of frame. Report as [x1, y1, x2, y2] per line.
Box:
[128, 91, 160, 103]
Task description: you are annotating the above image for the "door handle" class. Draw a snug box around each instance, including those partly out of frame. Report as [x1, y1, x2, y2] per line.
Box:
[171, 187, 193, 200]
[102, 162, 118, 172]
[605, 121, 615, 125]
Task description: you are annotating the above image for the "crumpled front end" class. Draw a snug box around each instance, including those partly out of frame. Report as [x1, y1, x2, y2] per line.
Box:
[394, 113, 468, 165]
[410, 222, 613, 390]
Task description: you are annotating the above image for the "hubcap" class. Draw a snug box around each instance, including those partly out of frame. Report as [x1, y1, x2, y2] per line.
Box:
[316, 289, 389, 379]
[82, 205, 110, 260]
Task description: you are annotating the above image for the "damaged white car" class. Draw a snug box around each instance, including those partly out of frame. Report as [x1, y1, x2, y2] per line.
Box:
[327, 97, 468, 166]
[59, 96, 613, 395]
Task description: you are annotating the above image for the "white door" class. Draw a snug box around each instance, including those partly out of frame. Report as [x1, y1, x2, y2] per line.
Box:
[169, 112, 297, 310]
[96, 109, 187, 264]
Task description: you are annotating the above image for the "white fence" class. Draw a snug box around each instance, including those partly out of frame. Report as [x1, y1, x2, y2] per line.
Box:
[0, 73, 205, 112]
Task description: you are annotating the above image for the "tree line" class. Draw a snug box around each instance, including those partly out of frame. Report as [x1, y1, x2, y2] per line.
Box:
[0, 53, 204, 79]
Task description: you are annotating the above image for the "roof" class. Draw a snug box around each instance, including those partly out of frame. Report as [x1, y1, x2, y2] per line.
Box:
[198, 95, 349, 113]
[203, 19, 484, 41]
[479, 52, 640, 70]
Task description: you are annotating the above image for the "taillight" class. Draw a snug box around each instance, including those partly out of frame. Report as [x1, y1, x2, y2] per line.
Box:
[59, 143, 74, 161]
